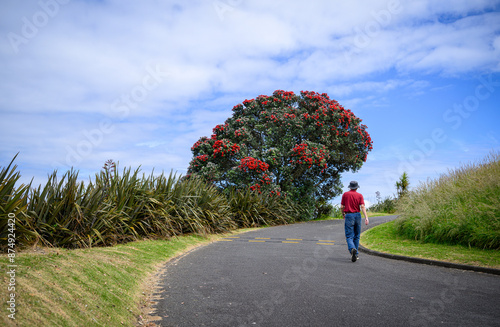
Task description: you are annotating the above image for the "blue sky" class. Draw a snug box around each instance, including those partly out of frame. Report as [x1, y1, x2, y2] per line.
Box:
[1, 0, 499, 207]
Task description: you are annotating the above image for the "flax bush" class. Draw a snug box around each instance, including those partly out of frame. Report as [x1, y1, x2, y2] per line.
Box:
[227, 188, 305, 227]
[0, 154, 33, 244]
[1, 156, 299, 249]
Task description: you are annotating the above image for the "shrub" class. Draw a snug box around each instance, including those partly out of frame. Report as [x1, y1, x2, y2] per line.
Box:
[370, 196, 397, 214]
[315, 200, 334, 219]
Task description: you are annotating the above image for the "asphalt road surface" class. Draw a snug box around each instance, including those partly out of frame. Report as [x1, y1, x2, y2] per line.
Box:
[154, 216, 500, 326]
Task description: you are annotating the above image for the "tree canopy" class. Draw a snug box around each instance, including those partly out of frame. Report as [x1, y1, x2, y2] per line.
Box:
[187, 90, 373, 216]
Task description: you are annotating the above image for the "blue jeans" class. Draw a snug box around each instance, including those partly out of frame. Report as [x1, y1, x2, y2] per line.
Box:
[344, 213, 361, 254]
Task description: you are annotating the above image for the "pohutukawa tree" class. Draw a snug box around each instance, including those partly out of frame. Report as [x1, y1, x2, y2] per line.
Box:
[187, 90, 373, 216]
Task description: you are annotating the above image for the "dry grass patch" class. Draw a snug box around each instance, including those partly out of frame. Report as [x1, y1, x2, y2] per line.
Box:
[0, 234, 224, 326]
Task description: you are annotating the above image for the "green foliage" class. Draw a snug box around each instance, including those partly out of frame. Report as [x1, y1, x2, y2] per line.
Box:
[0, 156, 301, 249]
[187, 90, 373, 218]
[395, 152, 500, 250]
[370, 196, 397, 214]
[370, 173, 409, 214]
[228, 188, 304, 227]
[315, 199, 334, 219]
[329, 205, 344, 219]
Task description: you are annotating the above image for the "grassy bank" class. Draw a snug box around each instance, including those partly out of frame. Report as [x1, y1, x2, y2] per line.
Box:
[0, 233, 241, 327]
[395, 152, 499, 249]
[361, 220, 500, 269]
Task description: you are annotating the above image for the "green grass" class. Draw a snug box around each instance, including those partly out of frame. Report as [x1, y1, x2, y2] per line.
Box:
[0, 232, 252, 327]
[313, 215, 342, 221]
[314, 211, 395, 221]
[395, 151, 499, 249]
[366, 211, 396, 217]
[361, 220, 500, 269]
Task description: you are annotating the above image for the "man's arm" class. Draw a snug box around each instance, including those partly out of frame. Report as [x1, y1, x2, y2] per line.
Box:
[360, 204, 369, 225]
[340, 205, 345, 219]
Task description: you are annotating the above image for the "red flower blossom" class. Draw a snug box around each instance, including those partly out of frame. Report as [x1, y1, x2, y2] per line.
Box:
[239, 157, 269, 172]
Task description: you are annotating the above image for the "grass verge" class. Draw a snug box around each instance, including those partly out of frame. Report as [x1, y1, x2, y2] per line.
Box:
[0, 232, 253, 327]
[366, 212, 396, 217]
[314, 211, 394, 221]
[361, 220, 500, 269]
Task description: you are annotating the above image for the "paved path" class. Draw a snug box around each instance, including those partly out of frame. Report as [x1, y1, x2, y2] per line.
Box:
[154, 216, 500, 326]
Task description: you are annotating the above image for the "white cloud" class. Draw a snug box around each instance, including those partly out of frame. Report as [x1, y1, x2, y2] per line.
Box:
[1, 0, 499, 191]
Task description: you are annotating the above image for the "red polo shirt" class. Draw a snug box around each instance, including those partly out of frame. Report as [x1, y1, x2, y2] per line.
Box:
[341, 190, 365, 213]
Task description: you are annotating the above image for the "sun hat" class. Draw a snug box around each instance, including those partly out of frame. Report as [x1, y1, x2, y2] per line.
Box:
[348, 181, 359, 189]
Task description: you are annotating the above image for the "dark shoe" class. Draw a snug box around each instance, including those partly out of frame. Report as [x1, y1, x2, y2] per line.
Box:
[351, 248, 357, 262]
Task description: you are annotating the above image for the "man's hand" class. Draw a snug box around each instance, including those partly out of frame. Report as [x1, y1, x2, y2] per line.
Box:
[360, 204, 368, 225]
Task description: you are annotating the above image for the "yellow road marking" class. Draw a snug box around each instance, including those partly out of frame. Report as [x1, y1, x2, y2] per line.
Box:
[221, 237, 336, 245]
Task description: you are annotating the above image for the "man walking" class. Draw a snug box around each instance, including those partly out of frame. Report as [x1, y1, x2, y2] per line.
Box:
[341, 181, 369, 262]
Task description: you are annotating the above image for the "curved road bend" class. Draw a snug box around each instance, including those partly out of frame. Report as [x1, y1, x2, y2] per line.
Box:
[154, 216, 500, 326]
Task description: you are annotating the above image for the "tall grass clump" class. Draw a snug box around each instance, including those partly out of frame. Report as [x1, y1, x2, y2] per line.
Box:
[19, 166, 238, 248]
[395, 152, 500, 250]
[0, 154, 33, 244]
[228, 188, 305, 227]
[1, 156, 302, 250]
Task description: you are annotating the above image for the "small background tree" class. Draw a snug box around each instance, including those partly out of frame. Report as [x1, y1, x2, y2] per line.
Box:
[187, 90, 373, 218]
[396, 172, 410, 199]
